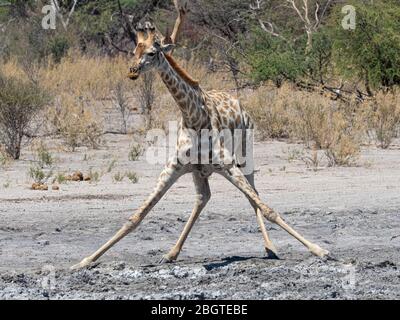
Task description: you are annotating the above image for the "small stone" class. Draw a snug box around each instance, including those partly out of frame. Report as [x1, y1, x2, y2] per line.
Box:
[32, 183, 48, 191]
[52, 185, 60, 191]
[31, 183, 40, 190]
[71, 171, 83, 181]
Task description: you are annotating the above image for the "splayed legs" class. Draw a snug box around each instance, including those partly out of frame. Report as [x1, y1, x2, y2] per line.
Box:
[220, 167, 329, 258]
[71, 161, 187, 270]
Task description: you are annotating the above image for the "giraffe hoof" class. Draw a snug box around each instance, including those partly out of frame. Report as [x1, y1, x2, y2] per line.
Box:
[70, 258, 93, 271]
[309, 244, 330, 259]
[159, 255, 176, 264]
[265, 248, 280, 260]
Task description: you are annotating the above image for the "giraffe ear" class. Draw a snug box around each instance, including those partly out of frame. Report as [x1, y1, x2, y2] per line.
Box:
[161, 43, 175, 53]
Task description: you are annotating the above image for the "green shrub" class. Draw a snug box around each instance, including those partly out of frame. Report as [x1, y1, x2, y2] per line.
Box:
[34, 142, 53, 168]
[126, 171, 139, 184]
[128, 143, 143, 161]
[49, 36, 70, 63]
[246, 31, 306, 86]
[113, 172, 124, 182]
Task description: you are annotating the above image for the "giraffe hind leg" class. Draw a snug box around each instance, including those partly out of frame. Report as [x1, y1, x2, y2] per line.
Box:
[220, 167, 329, 259]
[245, 172, 279, 259]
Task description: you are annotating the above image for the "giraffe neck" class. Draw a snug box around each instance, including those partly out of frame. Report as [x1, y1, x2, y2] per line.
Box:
[157, 54, 207, 128]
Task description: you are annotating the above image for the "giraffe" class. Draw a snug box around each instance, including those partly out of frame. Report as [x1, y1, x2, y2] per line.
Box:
[71, 10, 329, 271]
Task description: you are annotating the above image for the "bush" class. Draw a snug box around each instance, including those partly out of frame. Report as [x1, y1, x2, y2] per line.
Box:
[49, 36, 70, 64]
[0, 74, 49, 159]
[0, 147, 9, 167]
[246, 84, 362, 166]
[28, 166, 46, 184]
[243, 85, 290, 139]
[113, 172, 124, 183]
[33, 141, 53, 168]
[128, 143, 143, 161]
[365, 91, 400, 149]
[126, 171, 139, 184]
[111, 80, 131, 134]
[290, 92, 361, 166]
[50, 96, 103, 151]
[246, 31, 306, 87]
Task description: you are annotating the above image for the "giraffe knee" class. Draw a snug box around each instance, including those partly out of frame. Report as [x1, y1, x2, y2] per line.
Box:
[197, 190, 211, 205]
[261, 205, 279, 222]
[128, 213, 142, 227]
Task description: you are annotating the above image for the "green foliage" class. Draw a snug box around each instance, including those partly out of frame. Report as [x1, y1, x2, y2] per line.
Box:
[128, 143, 143, 161]
[330, 0, 400, 91]
[74, 0, 119, 46]
[55, 173, 67, 184]
[49, 36, 70, 63]
[246, 30, 306, 86]
[304, 30, 333, 84]
[28, 166, 45, 183]
[35, 142, 53, 169]
[113, 171, 124, 182]
[246, 27, 333, 86]
[120, 0, 139, 8]
[107, 158, 117, 173]
[246, 0, 400, 90]
[126, 171, 138, 184]
[88, 168, 101, 183]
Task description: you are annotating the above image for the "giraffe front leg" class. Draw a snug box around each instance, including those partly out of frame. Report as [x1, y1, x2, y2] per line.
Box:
[160, 171, 210, 263]
[71, 161, 187, 270]
[220, 167, 330, 259]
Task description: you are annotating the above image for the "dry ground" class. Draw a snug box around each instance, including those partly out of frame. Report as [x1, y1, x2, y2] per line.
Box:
[0, 132, 399, 299]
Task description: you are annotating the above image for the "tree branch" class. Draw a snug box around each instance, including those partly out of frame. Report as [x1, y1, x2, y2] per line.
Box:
[258, 19, 289, 43]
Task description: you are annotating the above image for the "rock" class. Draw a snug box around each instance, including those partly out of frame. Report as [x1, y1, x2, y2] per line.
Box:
[52, 185, 60, 191]
[83, 175, 91, 181]
[32, 183, 48, 191]
[72, 171, 83, 181]
[31, 183, 40, 190]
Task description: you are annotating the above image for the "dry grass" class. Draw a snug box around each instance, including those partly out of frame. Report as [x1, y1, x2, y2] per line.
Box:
[39, 51, 132, 100]
[243, 85, 291, 140]
[2, 52, 399, 167]
[244, 84, 362, 166]
[364, 90, 400, 149]
[49, 94, 103, 151]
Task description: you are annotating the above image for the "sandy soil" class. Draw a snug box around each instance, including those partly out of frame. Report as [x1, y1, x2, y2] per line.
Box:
[0, 132, 399, 300]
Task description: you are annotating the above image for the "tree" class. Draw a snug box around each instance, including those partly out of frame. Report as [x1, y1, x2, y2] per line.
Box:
[245, 0, 335, 87]
[330, 0, 400, 93]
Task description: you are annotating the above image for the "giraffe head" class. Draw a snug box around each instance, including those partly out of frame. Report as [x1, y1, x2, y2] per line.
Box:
[128, 22, 175, 80]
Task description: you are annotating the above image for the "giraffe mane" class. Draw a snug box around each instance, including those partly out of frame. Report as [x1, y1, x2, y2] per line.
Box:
[164, 54, 199, 88]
